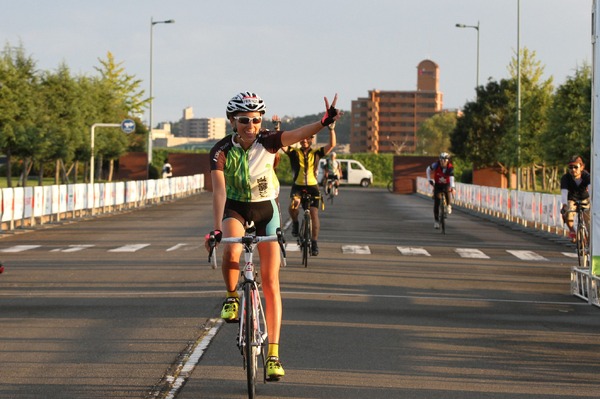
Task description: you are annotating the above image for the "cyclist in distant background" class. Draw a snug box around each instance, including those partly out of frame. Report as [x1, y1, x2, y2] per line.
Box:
[285, 122, 336, 256]
[162, 159, 173, 179]
[426, 152, 455, 229]
[323, 146, 342, 196]
[560, 155, 591, 243]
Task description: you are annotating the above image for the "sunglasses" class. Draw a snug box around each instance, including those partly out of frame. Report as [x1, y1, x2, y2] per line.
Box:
[234, 116, 262, 124]
[568, 165, 580, 170]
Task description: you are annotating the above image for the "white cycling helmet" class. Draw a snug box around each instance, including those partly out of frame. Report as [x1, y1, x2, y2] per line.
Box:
[226, 91, 266, 117]
[439, 152, 450, 160]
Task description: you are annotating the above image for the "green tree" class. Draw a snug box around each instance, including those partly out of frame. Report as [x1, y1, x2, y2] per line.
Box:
[93, 52, 147, 181]
[37, 64, 87, 184]
[541, 63, 591, 190]
[415, 111, 457, 155]
[0, 44, 39, 187]
[451, 79, 513, 170]
[506, 48, 554, 190]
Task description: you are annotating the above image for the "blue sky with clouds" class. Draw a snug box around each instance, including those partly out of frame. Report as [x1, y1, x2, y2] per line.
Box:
[1, 0, 593, 123]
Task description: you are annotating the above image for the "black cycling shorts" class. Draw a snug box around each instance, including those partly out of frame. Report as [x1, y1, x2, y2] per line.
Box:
[223, 198, 281, 236]
[290, 185, 321, 208]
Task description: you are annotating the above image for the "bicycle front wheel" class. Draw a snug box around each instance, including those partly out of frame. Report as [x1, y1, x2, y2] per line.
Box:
[439, 196, 446, 235]
[244, 284, 258, 398]
[301, 215, 311, 267]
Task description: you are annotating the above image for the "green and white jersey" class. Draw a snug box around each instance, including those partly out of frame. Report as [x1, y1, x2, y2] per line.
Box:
[210, 131, 283, 202]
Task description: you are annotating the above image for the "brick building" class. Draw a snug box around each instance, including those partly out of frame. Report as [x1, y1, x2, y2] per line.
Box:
[350, 59, 444, 153]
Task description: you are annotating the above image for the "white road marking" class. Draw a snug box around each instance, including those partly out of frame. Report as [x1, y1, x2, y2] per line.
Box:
[342, 245, 371, 254]
[51, 245, 95, 252]
[562, 252, 578, 259]
[0, 245, 41, 253]
[163, 318, 224, 399]
[507, 250, 548, 261]
[166, 243, 189, 252]
[397, 246, 431, 256]
[109, 244, 150, 252]
[456, 248, 490, 259]
[285, 243, 300, 251]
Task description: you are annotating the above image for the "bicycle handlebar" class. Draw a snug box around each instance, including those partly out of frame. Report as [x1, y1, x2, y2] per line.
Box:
[207, 228, 287, 269]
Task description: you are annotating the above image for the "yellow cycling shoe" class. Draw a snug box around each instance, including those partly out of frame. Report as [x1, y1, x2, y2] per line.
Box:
[265, 356, 285, 381]
[220, 297, 239, 323]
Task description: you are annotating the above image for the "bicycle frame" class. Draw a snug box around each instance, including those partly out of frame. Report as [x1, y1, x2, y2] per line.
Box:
[571, 201, 590, 268]
[207, 227, 286, 397]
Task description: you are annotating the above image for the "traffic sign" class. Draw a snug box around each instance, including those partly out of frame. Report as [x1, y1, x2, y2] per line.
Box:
[121, 119, 136, 134]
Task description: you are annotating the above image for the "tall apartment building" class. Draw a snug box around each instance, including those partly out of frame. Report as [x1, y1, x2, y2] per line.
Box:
[350, 59, 443, 153]
[180, 107, 227, 139]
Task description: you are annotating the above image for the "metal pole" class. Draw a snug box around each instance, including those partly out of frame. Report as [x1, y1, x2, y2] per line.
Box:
[148, 17, 154, 179]
[90, 123, 121, 186]
[455, 22, 480, 90]
[148, 17, 175, 179]
[476, 21, 480, 89]
[516, 0, 521, 192]
[591, 0, 599, 276]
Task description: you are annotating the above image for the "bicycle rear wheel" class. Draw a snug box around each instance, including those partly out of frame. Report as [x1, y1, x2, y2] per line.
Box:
[244, 283, 258, 398]
[577, 223, 589, 268]
[387, 180, 394, 193]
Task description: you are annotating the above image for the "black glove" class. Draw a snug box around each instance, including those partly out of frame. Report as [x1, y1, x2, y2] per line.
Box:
[320, 105, 338, 126]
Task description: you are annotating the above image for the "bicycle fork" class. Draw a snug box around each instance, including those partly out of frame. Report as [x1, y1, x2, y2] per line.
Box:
[237, 253, 268, 361]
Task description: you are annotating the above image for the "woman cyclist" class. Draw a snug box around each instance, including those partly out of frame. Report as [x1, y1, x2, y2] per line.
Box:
[206, 91, 341, 381]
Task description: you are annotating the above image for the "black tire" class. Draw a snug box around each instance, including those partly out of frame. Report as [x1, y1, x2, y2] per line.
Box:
[577, 223, 589, 268]
[360, 179, 370, 188]
[302, 214, 311, 268]
[245, 284, 257, 399]
[439, 196, 446, 235]
[387, 180, 394, 193]
[300, 217, 308, 267]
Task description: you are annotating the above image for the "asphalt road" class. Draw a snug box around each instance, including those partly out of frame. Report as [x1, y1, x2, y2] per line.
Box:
[0, 187, 598, 399]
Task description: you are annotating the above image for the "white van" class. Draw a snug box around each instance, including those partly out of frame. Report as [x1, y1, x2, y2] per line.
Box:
[317, 158, 373, 187]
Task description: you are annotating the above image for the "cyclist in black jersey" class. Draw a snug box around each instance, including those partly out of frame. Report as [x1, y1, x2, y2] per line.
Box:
[206, 91, 342, 381]
[560, 155, 591, 243]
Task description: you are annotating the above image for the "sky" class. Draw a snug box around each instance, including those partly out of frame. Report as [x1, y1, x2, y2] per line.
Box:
[0, 0, 594, 125]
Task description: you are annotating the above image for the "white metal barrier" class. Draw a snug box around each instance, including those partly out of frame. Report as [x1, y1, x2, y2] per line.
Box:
[0, 174, 204, 231]
[416, 177, 599, 307]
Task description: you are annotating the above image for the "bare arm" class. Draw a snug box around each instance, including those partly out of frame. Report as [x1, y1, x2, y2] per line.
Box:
[280, 94, 342, 147]
[210, 170, 227, 231]
[281, 121, 324, 147]
[323, 124, 337, 155]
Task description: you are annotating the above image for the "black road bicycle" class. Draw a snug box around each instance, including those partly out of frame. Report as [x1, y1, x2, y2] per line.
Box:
[298, 190, 318, 267]
[323, 176, 336, 205]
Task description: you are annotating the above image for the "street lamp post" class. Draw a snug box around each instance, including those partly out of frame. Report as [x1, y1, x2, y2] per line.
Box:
[455, 21, 480, 90]
[148, 17, 175, 178]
